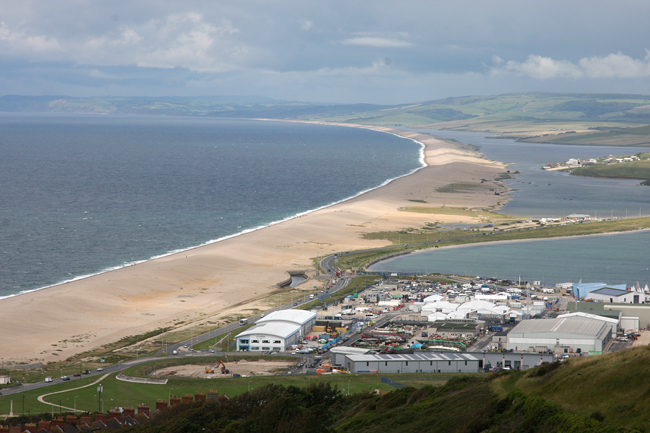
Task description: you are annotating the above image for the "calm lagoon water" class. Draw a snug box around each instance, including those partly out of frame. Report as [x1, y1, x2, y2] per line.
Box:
[370, 130, 650, 286]
[369, 231, 650, 287]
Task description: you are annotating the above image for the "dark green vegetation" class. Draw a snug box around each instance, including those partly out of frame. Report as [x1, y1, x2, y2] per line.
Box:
[335, 216, 650, 271]
[571, 159, 650, 185]
[8, 346, 649, 432]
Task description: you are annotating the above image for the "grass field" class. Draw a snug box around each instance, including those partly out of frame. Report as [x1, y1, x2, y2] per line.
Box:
[570, 159, 650, 182]
[0, 360, 458, 418]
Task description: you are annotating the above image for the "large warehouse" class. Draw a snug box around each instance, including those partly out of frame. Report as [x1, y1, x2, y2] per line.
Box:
[506, 317, 611, 354]
[235, 309, 317, 352]
[343, 353, 480, 374]
[256, 310, 317, 337]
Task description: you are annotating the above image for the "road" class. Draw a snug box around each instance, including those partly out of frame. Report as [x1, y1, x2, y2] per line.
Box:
[1, 261, 352, 397]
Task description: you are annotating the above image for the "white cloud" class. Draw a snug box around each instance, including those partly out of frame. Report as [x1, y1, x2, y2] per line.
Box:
[0, 21, 63, 55]
[492, 51, 650, 79]
[0, 13, 247, 73]
[80, 13, 245, 73]
[299, 20, 314, 31]
[342, 37, 413, 48]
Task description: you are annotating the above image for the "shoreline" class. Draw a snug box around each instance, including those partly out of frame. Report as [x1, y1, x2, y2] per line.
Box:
[369, 226, 650, 265]
[0, 122, 507, 363]
[0, 124, 429, 302]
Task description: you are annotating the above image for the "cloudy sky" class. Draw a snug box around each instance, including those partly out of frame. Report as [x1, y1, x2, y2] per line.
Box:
[2, 0, 650, 103]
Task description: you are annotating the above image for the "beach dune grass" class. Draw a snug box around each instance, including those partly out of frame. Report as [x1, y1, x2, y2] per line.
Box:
[399, 206, 515, 220]
[337, 216, 650, 271]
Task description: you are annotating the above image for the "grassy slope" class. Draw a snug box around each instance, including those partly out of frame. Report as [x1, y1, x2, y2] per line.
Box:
[337, 346, 650, 432]
[319, 93, 650, 147]
[571, 159, 650, 181]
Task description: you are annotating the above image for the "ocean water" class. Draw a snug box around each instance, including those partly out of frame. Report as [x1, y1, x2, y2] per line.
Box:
[371, 129, 650, 286]
[0, 114, 423, 298]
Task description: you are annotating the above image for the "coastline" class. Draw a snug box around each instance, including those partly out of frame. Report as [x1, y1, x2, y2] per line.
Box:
[0, 123, 507, 363]
[0, 123, 428, 303]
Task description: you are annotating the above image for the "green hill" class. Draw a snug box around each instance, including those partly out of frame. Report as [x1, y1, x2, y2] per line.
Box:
[4, 92, 650, 146]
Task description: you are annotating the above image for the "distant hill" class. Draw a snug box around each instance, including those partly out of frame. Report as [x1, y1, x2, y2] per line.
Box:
[3, 92, 650, 146]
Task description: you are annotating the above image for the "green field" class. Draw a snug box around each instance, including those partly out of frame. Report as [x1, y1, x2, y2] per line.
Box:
[0, 358, 455, 419]
[570, 159, 650, 183]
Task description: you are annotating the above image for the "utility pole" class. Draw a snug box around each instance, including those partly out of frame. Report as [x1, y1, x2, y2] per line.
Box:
[97, 384, 103, 413]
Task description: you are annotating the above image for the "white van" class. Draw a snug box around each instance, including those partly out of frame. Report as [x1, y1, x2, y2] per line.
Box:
[309, 294, 314, 300]
[45, 377, 53, 382]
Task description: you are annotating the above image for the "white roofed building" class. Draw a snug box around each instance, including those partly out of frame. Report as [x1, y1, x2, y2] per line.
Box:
[506, 317, 611, 354]
[235, 309, 317, 352]
[255, 309, 317, 337]
[343, 353, 479, 374]
[557, 312, 619, 337]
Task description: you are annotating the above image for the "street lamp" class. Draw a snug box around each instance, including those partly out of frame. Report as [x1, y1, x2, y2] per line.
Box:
[168, 388, 173, 403]
[97, 384, 103, 413]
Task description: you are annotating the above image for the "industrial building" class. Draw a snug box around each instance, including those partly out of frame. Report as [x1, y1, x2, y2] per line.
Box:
[506, 317, 611, 354]
[255, 309, 317, 337]
[340, 351, 554, 373]
[569, 302, 643, 331]
[330, 346, 371, 367]
[235, 309, 317, 352]
[586, 287, 650, 304]
[556, 312, 619, 337]
[343, 352, 480, 374]
[572, 282, 626, 299]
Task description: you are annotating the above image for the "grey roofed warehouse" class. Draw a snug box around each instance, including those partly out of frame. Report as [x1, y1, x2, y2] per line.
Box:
[506, 317, 611, 354]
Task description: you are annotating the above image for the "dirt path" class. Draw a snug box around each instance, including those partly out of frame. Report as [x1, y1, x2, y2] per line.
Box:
[37, 373, 111, 413]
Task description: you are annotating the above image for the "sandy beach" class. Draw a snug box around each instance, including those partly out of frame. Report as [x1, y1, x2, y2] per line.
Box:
[0, 126, 507, 363]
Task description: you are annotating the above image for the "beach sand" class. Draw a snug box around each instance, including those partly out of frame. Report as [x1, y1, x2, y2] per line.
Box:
[0, 126, 507, 363]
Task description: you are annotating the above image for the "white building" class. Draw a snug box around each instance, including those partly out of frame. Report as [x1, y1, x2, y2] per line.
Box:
[587, 287, 650, 304]
[557, 312, 619, 337]
[235, 309, 317, 352]
[507, 317, 611, 354]
[256, 309, 317, 337]
[343, 353, 479, 374]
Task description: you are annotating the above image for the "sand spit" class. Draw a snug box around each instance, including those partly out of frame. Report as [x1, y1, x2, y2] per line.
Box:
[0, 125, 507, 363]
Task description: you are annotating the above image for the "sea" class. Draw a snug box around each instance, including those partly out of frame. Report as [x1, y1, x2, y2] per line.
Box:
[368, 129, 650, 286]
[0, 114, 423, 298]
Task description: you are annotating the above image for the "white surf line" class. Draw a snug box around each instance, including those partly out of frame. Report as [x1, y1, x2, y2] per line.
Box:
[37, 373, 111, 413]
